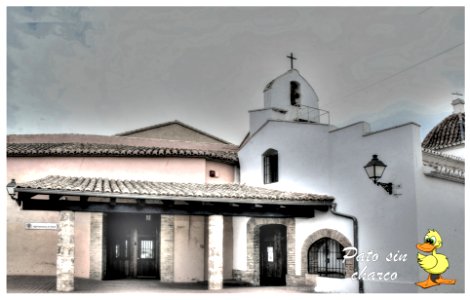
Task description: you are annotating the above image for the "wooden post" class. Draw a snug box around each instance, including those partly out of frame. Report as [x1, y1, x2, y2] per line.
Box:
[57, 211, 75, 292]
[208, 215, 224, 290]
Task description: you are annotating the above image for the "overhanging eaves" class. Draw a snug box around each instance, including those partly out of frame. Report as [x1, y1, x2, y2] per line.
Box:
[13, 175, 334, 217]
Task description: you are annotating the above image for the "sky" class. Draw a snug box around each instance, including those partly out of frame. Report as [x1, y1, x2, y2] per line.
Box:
[6, 6, 465, 145]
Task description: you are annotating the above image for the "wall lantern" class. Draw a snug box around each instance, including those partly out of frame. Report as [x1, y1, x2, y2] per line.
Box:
[6, 179, 17, 199]
[363, 155, 393, 195]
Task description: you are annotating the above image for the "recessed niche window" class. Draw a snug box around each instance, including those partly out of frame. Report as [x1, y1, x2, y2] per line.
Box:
[290, 81, 301, 106]
[263, 149, 279, 184]
[308, 238, 345, 278]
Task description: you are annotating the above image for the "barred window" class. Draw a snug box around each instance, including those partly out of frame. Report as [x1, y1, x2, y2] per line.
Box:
[263, 149, 278, 184]
[308, 238, 345, 278]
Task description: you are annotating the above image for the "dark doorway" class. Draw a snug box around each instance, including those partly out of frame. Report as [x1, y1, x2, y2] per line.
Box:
[106, 213, 160, 279]
[259, 224, 287, 286]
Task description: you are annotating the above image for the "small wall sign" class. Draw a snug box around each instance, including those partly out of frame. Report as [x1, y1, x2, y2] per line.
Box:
[267, 246, 274, 262]
[25, 223, 58, 230]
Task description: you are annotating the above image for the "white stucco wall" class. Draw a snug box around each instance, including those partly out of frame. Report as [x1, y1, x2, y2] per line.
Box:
[239, 120, 433, 292]
[314, 277, 359, 293]
[415, 171, 465, 292]
[295, 211, 354, 276]
[240, 121, 332, 194]
[232, 216, 250, 271]
[249, 108, 287, 134]
[328, 122, 422, 293]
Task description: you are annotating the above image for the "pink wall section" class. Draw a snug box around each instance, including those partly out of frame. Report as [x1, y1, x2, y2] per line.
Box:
[7, 156, 236, 277]
[205, 161, 235, 183]
[8, 157, 209, 184]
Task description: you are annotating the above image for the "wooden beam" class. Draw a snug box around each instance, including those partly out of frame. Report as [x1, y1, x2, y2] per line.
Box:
[80, 196, 88, 209]
[109, 197, 116, 207]
[14, 188, 333, 206]
[21, 199, 317, 217]
[50, 194, 61, 201]
[137, 199, 145, 209]
[17, 192, 35, 207]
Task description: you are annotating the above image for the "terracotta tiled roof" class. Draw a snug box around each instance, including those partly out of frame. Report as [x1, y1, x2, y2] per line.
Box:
[7, 142, 238, 163]
[422, 113, 465, 150]
[15, 175, 334, 203]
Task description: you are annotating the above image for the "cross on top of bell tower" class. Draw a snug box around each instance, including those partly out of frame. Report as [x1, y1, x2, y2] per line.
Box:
[287, 52, 297, 70]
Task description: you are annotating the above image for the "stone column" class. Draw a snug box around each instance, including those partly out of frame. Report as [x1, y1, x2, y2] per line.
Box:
[90, 213, 106, 280]
[57, 211, 75, 292]
[160, 215, 174, 282]
[208, 215, 224, 290]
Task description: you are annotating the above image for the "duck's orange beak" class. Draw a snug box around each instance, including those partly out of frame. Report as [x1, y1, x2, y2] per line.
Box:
[416, 242, 435, 252]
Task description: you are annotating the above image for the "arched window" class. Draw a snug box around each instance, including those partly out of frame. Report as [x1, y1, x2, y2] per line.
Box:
[290, 81, 301, 106]
[263, 149, 278, 184]
[308, 238, 345, 278]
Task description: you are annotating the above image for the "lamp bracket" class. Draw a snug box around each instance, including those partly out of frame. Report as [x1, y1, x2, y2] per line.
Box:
[376, 182, 393, 195]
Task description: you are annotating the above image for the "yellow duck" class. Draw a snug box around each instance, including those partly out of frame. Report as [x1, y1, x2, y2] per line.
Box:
[416, 229, 456, 288]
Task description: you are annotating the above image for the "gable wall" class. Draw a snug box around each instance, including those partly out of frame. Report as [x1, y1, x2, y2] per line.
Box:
[123, 123, 225, 144]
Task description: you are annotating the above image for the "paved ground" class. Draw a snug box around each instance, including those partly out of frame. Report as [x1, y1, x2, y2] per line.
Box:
[7, 276, 314, 293]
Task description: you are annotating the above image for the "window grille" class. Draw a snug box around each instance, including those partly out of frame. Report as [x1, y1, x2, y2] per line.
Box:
[140, 240, 154, 259]
[308, 238, 345, 278]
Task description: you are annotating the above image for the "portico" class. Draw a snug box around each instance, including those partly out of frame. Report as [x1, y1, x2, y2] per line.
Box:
[11, 175, 333, 292]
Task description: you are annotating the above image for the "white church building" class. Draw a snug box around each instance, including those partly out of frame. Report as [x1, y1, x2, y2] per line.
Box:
[237, 66, 465, 292]
[6, 63, 464, 293]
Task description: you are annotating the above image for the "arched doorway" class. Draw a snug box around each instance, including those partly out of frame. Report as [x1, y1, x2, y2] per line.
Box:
[259, 224, 287, 286]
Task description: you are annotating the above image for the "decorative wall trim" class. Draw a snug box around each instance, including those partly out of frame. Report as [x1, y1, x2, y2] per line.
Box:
[422, 149, 465, 184]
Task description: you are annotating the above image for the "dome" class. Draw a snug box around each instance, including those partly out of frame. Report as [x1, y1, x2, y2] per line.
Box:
[422, 112, 465, 150]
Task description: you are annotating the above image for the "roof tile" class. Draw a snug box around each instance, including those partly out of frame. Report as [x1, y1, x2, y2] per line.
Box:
[7, 142, 238, 163]
[15, 175, 334, 203]
[422, 113, 465, 150]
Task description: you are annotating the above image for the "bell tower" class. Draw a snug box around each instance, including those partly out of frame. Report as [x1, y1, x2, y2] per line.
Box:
[249, 54, 322, 133]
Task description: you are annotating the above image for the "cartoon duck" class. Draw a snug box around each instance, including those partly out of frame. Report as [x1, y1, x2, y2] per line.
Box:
[416, 229, 456, 288]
